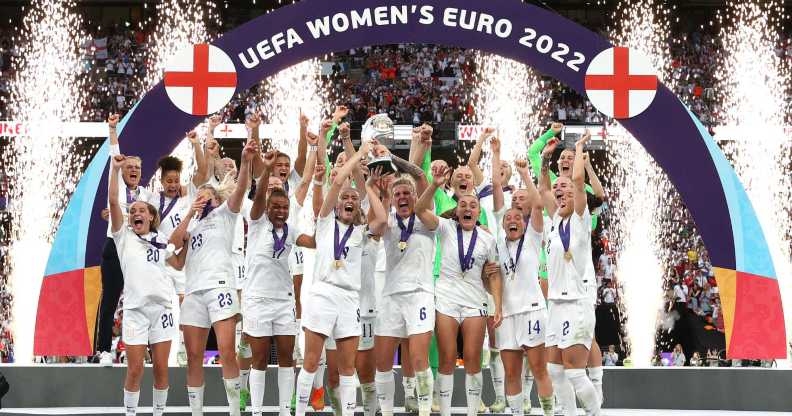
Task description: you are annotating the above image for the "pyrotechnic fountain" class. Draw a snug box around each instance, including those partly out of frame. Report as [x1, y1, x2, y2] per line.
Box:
[469, 53, 549, 182]
[714, 0, 792, 363]
[1, 0, 89, 363]
[605, 0, 677, 366]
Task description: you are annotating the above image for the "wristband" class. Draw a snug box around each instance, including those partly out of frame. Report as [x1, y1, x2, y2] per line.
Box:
[312, 179, 324, 187]
[308, 144, 318, 152]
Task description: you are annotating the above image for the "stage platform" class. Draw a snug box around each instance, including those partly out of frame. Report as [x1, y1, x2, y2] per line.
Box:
[0, 366, 790, 413]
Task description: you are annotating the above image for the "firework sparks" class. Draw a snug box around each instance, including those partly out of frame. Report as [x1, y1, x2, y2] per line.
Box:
[257, 59, 328, 157]
[606, 0, 677, 367]
[469, 52, 549, 183]
[1, 0, 89, 363]
[714, 0, 792, 363]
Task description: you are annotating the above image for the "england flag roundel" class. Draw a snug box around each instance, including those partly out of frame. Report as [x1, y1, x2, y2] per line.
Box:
[584, 47, 658, 119]
[164, 43, 237, 116]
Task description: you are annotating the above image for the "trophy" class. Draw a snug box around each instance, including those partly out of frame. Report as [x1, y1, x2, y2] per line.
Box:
[362, 113, 397, 175]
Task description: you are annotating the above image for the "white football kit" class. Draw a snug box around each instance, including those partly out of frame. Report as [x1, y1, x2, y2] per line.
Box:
[302, 213, 367, 340]
[113, 227, 176, 345]
[242, 215, 299, 337]
[376, 212, 436, 338]
[434, 217, 498, 323]
[147, 191, 191, 295]
[181, 201, 241, 328]
[494, 208, 547, 350]
[544, 207, 595, 349]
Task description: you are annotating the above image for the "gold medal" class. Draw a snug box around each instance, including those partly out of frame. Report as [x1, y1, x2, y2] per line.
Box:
[398, 241, 408, 251]
[334, 259, 343, 269]
[564, 251, 573, 261]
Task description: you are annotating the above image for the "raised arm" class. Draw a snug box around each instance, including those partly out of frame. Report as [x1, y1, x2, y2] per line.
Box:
[319, 119, 332, 173]
[515, 159, 544, 234]
[416, 166, 449, 230]
[108, 113, 120, 149]
[572, 131, 590, 216]
[108, 154, 126, 233]
[391, 152, 428, 197]
[246, 114, 266, 179]
[188, 130, 208, 187]
[294, 131, 319, 206]
[365, 167, 388, 236]
[250, 150, 276, 221]
[228, 140, 257, 214]
[528, 122, 562, 179]
[539, 148, 557, 218]
[311, 159, 325, 219]
[410, 124, 433, 172]
[467, 127, 493, 187]
[491, 136, 505, 213]
[584, 152, 605, 200]
[338, 122, 366, 189]
[294, 110, 310, 177]
[408, 127, 421, 165]
[319, 140, 370, 219]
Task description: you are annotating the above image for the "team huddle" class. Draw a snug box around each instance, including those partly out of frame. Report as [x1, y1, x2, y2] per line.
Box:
[104, 106, 605, 416]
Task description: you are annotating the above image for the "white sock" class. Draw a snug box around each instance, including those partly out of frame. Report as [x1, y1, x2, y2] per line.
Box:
[587, 366, 604, 405]
[240, 369, 251, 392]
[152, 387, 168, 416]
[187, 385, 204, 416]
[465, 372, 482, 416]
[361, 382, 378, 416]
[547, 364, 575, 416]
[566, 369, 600, 415]
[314, 351, 326, 389]
[438, 373, 454, 416]
[507, 392, 524, 416]
[296, 368, 316, 416]
[250, 368, 267, 416]
[491, 350, 505, 400]
[279, 367, 295, 416]
[403, 376, 417, 401]
[375, 370, 395, 416]
[522, 361, 534, 407]
[123, 389, 139, 416]
[339, 375, 357, 416]
[416, 369, 434, 415]
[224, 377, 242, 416]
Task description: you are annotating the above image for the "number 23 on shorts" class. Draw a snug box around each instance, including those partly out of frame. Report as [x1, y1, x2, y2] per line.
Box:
[217, 292, 233, 308]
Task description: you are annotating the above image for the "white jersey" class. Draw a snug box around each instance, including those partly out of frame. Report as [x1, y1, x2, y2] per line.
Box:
[359, 236, 379, 317]
[545, 208, 592, 301]
[435, 217, 498, 309]
[313, 213, 367, 293]
[147, 192, 191, 240]
[495, 209, 545, 316]
[112, 227, 172, 310]
[244, 215, 298, 299]
[107, 144, 153, 238]
[184, 201, 239, 294]
[382, 212, 436, 296]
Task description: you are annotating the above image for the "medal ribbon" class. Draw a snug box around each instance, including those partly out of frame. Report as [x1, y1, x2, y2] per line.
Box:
[509, 235, 525, 275]
[457, 223, 478, 273]
[559, 217, 571, 253]
[159, 192, 179, 219]
[136, 232, 167, 250]
[396, 213, 416, 245]
[199, 203, 215, 220]
[272, 224, 289, 253]
[125, 186, 137, 204]
[334, 220, 355, 261]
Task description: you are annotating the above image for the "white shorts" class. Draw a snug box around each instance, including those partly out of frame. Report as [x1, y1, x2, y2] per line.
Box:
[376, 290, 435, 338]
[242, 296, 298, 337]
[325, 315, 375, 351]
[302, 283, 360, 340]
[545, 299, 595, 349]
[232, 253, 246, 289]
[166, 265, 185, 296]
[496, 309, 548, 350]
[122, 304, 177, 346]
[289, 247, 305, 276]
[435, 296, 488, 324]
[586, 285, 597, 307]
[181, 288, 240, 328]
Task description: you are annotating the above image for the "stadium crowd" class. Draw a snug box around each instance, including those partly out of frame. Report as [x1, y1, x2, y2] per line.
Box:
[5, 18, 786, 367]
